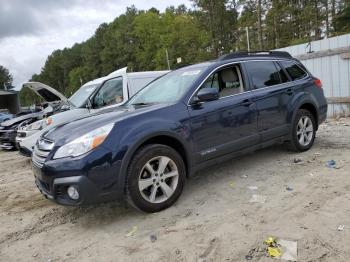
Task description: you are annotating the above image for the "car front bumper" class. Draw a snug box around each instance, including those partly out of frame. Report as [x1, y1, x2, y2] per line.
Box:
[0, 130, 17, 150]
[31, 147, 123, 206]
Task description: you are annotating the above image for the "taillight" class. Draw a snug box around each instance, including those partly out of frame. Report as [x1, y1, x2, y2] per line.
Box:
[313, 78, 322, 88]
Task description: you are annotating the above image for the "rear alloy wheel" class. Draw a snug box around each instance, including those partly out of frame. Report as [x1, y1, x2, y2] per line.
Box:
[286, 109, 316, 152]
[296, 116, 314, 146]
[126, 144, 186, 213]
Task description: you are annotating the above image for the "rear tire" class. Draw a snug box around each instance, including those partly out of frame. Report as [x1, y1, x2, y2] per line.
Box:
[285, 109, 316, 152]
[126, 144, 186, 213]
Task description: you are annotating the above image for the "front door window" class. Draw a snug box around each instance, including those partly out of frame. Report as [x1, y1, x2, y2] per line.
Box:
[93, 77, 123, 109]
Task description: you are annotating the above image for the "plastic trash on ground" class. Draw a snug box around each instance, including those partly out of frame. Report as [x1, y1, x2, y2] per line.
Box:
[264, 236, 298, 261]
[126, 226, 138, 237]
[338, 225, 345, 231]
[326, 160, 336, 168]
[293, 158, 303, 164]
[249, 194, 266, 203]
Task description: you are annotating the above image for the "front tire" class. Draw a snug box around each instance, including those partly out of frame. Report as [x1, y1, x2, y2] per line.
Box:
[286, 109, 316, 152]
[126, 144, 186, 213]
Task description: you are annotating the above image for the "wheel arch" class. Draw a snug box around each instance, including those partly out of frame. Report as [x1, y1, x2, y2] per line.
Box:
[118, 132, 192, 193]
[289, 93, 320, 131]
[298, 103, 319, 129]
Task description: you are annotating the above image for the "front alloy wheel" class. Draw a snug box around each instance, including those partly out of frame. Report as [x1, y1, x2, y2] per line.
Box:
[138, 156, 179, 204]
[126, 144, 186, 213]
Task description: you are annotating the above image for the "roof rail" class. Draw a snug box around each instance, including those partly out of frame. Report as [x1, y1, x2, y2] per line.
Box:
[218, 51, 293, 61]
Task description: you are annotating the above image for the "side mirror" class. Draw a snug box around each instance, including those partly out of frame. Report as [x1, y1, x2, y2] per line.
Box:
[195, 88, 219, 103]
[60, 104, 70, 111]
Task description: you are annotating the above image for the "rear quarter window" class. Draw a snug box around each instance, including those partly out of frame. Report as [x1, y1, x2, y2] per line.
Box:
[280, 60, 307, 81]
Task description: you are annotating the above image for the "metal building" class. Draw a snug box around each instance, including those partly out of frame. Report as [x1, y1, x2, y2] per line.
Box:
[0, 89, 20, 114]
[277, 33, 350, 117]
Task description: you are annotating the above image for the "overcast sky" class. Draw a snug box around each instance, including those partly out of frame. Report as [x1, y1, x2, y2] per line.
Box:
[0, 0, 192, 90]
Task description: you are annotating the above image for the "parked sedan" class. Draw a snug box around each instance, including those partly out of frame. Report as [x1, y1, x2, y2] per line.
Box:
[32, 51, 327, 213]
[0, 112, 12, 123]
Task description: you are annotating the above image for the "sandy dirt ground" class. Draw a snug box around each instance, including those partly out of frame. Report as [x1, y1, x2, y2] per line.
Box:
[0, 118, 350, 262]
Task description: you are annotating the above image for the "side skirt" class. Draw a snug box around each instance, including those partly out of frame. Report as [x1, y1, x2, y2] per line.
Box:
[190, 135, 286, 177]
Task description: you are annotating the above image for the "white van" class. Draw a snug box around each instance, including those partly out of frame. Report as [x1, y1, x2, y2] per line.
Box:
[17, 67, 168, 155]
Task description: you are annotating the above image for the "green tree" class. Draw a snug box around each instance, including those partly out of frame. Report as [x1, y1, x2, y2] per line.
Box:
[0, 65, 13, 89]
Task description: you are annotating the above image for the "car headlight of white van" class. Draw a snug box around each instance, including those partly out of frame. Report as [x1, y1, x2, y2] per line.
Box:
[53, 123, 114, 159]
[26, 118, 53, 131]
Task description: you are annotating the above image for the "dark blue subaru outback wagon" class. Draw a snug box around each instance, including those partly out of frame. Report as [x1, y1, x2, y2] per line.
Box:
[32, 51, 327, 212]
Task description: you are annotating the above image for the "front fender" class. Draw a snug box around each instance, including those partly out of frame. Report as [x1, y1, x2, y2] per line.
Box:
[109, 119, 192, 192]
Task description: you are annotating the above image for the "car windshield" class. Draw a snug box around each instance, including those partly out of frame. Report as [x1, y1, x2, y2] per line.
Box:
[69, 84, 99, 108]
[127, 68, 205, 105]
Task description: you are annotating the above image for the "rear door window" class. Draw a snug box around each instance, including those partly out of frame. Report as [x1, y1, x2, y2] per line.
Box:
[280, 61, 307, 81]
[244, 61, 284, 89]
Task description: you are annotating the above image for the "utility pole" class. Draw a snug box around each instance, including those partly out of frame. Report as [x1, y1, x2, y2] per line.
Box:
[165, 48, 171, 70]
[246, 27, 250, 52]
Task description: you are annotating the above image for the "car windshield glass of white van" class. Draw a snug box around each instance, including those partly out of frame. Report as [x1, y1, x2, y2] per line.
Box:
[69, 84, 99, 108]
[128, 68, 204, 105]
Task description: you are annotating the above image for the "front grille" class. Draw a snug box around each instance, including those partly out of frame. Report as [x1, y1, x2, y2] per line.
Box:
[32, 138, 54, 168]
[55, 185, 67, 197]
[38, 179, 50, 192]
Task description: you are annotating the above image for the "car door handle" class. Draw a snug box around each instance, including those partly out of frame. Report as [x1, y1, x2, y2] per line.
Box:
[285, 88, 293, 95]
[241, 99, 253, 107]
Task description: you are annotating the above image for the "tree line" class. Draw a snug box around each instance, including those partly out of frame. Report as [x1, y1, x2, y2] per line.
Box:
[20, 0, 350, 105]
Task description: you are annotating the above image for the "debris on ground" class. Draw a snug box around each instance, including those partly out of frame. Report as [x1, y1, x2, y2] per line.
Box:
[249, 194, 266, 203]
[241, 174, 248, 178]
[229, 182, 235, 188]
[293, 158, 303, 164]
[245, 254, 253, 260]
[245, 247, 264, 261]
[264, 236, 298, 261]
[248, 186, 258, 191]
[337, 225, 345, 231]
[326, 160, 336, 168]
[125, 226, 138, 237]
[286, 186, 293, 191]
[150, 233, 157, 242]
[265, 237, 282, 258]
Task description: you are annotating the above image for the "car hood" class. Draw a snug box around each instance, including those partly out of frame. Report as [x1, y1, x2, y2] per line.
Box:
[1, 111, 44, 127]
[22, 82, 68, 102]
[44, 103, 171, 145]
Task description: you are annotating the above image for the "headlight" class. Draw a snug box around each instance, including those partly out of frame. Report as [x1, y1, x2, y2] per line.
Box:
[53, 123, 114, 159]
[25, 118, 53, 131]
